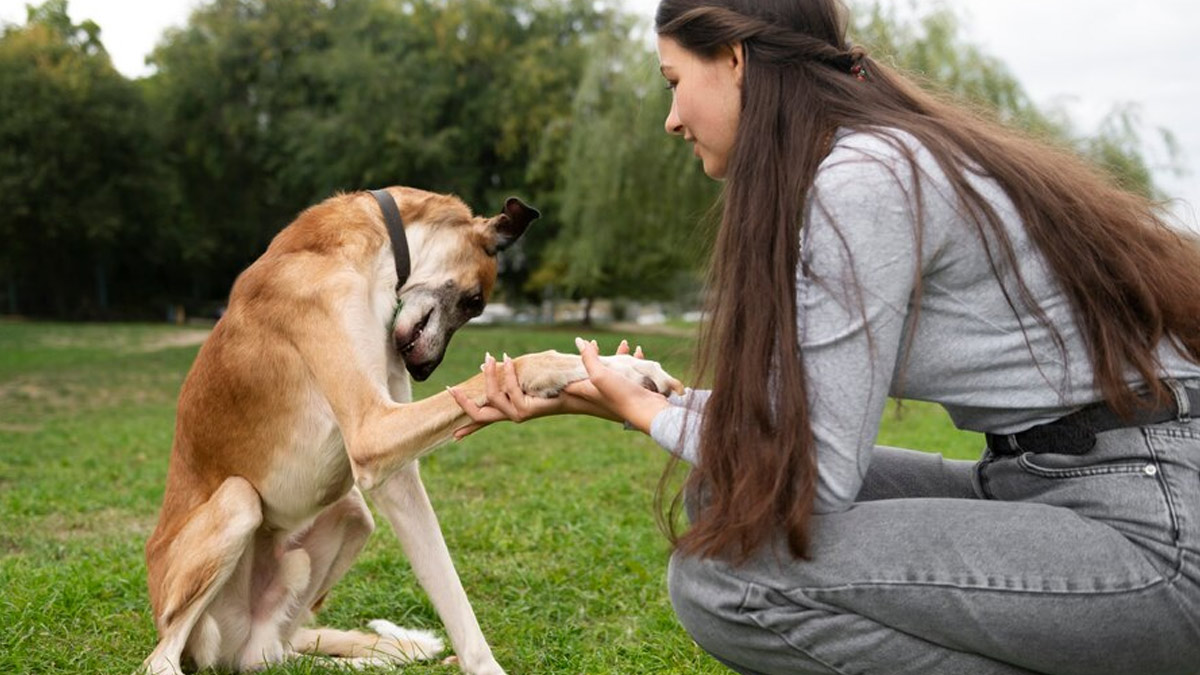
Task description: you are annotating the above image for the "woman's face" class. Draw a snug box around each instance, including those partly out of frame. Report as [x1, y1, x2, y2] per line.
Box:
[657, 36, 743, 179]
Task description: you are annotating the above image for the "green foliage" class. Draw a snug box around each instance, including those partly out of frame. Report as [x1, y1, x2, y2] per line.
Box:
[0, 0, 173, 317]
[535, 39, 718, 305]
[145, 0, 630, 301]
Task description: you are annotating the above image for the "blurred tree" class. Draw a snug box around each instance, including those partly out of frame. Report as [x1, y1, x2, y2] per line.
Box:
[532, 37, 716, 323]
[144, 0, 334, 302]
[0, 0, 170, 317]
[146, 0, 628, 305]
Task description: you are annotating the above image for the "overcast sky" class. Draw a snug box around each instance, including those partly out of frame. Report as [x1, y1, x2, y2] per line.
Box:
[2, 0, 1195, 230]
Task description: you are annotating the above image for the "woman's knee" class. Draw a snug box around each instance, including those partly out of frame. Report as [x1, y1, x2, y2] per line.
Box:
[668, 551, 836, 674]
[668, 551, 735, 648]
[668, 549, 769, 667]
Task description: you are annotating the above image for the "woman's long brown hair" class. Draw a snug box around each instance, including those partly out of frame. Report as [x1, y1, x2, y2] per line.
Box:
[654, 0, 1200, 563]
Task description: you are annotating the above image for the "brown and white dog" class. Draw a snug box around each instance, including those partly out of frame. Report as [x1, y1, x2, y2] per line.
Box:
[141, 187, 682, 674]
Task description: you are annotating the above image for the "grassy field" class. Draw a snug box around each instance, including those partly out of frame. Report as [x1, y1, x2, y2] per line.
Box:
[0, 319, 983, 674]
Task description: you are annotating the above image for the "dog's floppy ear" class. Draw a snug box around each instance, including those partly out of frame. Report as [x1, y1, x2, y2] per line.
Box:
[489, 197, 540, 253]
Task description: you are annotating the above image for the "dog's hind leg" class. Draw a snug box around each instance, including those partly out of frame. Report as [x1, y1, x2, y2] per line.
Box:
[291, 621, 444, 664]
[236, 541, 312, 670]
[141, 477, 262, 675]
[369, 461, 504, 675]
[282, 489, 444, 666]
[287, 487, 376, 623]
[239, 489, 376, 669]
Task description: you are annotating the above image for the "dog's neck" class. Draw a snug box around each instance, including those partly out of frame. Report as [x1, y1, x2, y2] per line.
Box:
[369, 189, 411, 292]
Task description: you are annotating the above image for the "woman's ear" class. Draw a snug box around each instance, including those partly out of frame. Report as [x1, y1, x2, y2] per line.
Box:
[730, 41, 744, 88]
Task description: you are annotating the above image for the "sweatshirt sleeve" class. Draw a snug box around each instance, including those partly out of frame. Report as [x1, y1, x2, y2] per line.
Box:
[799, 137, 929, 512]
[648, 388, 710, 464]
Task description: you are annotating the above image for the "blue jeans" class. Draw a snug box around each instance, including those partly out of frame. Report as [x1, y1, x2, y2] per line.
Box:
[668, 414, 1200, 673]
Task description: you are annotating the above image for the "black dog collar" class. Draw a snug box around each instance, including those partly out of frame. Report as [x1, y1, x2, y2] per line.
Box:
[369, 189, 411, 291]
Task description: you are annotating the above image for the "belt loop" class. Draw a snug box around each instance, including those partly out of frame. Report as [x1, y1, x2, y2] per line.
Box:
[1166, 378, 1191, 424]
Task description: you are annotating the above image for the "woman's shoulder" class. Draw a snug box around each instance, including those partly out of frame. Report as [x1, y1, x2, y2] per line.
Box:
[819, 127, 937, 182]
[813, 127, 967, 219]
[805, 127, 966, 262]
[809, 127, 933, 208]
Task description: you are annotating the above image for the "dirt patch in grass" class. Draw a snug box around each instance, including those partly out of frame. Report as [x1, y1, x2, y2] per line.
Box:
[0, 379, 83, 412]
[129, 329, 211, 353]
[37, 327, 211, 353]
[0, 534, 21, 555]
[0, 367, 182, 422]
[39, 508, 156, 544]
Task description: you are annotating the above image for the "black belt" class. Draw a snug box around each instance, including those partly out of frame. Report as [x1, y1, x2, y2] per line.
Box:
[985, 384, 1199, 456]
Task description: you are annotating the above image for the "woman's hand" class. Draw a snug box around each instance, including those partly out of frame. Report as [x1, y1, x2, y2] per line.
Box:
[447, 351, 567, 438]
[567, 337, 672, 433]
[448, 338, 672, 440]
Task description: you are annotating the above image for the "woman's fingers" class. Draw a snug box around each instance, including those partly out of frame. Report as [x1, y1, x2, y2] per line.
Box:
[482, 351, 500, 400]
[447, 385, 485, 422]
[499, 354, 531, 422]
[575, 337, 604, 378]
[448, 378, 511, 440]
[450, 350, 586, 437]
[481, 352, 522, 420]
[448, 385, 508, 424]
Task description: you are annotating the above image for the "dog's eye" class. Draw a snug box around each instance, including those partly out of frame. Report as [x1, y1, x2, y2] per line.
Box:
[461, 293, 484, 315]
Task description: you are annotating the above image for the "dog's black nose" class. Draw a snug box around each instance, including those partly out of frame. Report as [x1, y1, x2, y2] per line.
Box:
[407, 359, 439, 382]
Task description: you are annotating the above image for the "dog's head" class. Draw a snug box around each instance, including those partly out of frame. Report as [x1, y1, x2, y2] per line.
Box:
[391, 193, 538, 381]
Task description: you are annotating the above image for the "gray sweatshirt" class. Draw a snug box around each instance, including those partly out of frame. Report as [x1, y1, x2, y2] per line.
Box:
[649, 128, 1200, 513]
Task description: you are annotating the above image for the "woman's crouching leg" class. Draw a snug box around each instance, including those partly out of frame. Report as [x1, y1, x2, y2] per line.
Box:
[667, 544, 1040, 675]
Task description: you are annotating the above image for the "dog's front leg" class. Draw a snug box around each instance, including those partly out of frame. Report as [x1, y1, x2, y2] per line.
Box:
[348, 349, 683, 489]
[369, 461, 504, 675]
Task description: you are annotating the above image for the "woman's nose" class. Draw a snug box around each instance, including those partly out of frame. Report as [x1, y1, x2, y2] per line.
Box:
[664, 99, 684, 136]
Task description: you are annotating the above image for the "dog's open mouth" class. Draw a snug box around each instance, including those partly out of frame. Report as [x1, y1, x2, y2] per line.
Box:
[398, 311, 431, 356]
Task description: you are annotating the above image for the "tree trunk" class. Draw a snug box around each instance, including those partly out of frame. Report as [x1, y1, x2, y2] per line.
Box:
[582, 296, 594, 327]
[95, 262, 109, 314]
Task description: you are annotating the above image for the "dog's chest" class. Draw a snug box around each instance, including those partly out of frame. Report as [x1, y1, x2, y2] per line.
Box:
[259, 397, 353, 530]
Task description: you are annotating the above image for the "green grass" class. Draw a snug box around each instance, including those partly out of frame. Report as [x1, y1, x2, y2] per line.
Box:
[0, 319, 983, 674]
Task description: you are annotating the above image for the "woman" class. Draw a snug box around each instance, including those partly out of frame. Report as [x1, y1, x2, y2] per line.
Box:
[450, 1, 1200, 672]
